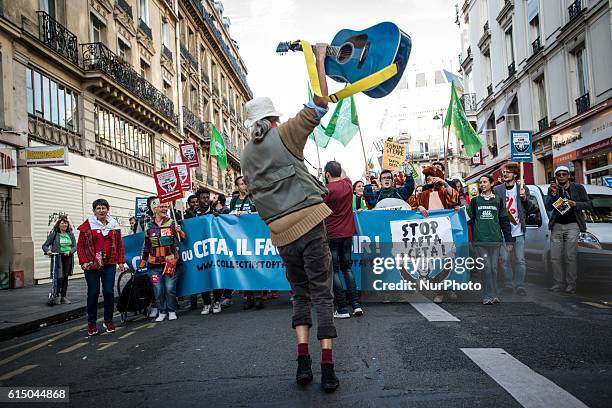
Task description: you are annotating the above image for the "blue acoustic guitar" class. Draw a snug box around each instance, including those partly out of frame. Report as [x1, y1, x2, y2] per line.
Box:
[276, 22, 411, 99]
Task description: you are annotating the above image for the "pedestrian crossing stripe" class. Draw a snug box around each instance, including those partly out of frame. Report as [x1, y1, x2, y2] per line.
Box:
[0, 364, 38, 381]
[97, 342, 117, 351]
[582, 302, 610, 309]
[57, 342, 87, 354]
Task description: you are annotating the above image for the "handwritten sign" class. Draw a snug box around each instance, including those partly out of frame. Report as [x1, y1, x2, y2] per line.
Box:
[381, 141, 406, 170]
[154, 168, 183, 203]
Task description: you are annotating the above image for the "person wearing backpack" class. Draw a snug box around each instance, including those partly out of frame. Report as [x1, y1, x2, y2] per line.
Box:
[42, 215, 76, 305]
[467, 174, 514, 305]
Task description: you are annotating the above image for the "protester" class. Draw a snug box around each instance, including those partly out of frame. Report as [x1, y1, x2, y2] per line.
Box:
[323, 161, 363, 319]
[129, 217, 138, 234]
[409, 166, 459, 303]
[214, 194, 231, 215]
[139, 199, 185, 321]
[241, 43, 339, 391]
[363, 167, 414, 207]
[414, 185, 423, 196]
[352, 180, 367, 211]
[230, 176, 257, 214]
[185, 187, 223, 313]
[42, 215, 76, 305]
[545, 166, 592, 294]
[494, 162, 535, 296]
[468, 175, 513, 305]
[185, 194, 198, 219]
[432, 161, 458, 191]
[76, 199, 127, 336]
[453, 179, 468, 206]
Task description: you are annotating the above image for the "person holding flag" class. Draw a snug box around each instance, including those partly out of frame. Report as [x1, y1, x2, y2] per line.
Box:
[443, 82, 483, 165]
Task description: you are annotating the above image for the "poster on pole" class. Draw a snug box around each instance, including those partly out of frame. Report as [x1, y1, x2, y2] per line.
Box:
[169, 163, 191, 191]
[154, 168, 183, 203]
[510, 131, 533, 162]
[134, 197, 149, 220]
[179, 142, 199, 168]
[381, 141, 406, 170]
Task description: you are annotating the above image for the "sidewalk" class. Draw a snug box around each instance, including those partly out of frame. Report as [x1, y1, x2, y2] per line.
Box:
[0, 277, 92, 341]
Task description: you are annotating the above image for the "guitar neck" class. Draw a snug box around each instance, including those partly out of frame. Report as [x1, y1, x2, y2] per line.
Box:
[302, 44, 341, 57]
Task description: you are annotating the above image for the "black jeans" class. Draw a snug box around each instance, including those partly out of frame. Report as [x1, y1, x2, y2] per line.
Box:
[279, 222, 337, 340]
[329, 237, 358, 310]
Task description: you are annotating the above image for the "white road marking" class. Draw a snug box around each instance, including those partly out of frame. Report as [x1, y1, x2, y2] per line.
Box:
[461, 348, 589, 408]
[0, 364, 39, 381]
[57, 342, 88, 354]
[408, 292, 460, 322]
[97, 342, 117, 351]
[0, 326, 83, 367]
[119, 331, 136, 339]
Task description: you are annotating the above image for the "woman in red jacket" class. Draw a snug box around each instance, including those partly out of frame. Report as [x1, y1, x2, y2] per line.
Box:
[77, 198, 128, 336]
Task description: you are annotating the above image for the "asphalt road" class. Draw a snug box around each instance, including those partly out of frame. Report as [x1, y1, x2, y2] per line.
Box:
[0, 285, 610, 408]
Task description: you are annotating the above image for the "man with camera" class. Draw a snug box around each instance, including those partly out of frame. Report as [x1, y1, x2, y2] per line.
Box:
[545, 166, 593, 294]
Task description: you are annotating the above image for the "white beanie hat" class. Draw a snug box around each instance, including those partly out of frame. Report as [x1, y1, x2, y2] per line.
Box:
[554, 165, 570, 175]
[244, 97, 282, 128]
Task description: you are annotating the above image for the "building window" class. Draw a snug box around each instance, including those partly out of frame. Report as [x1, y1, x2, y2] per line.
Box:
[118, 37, 131, 64]
[434, 70, 445, 85]
[416, 73, 427, 87]
[419, 141, 429, 153]
[140, 58, 150, 80]
[486, 115, 497, 157]
[162, 20, 170, 47]
[163, 81, 172, 99]
[94, 105, 152, 162]
[535, 77, 547, 121]
[505, 26, 515, 66]
[574, 46, 589, 97]
[158, 139, 177, 169]
[530, 15, 541, 43]
[139, 0, 149, 25]
[200, 47, 208, 74]
[507, 97, 520, 132]
[90, 13, 106, 44]
[39, 0, 56, 18]
[190, 85, 198, 112]
[26, 67, 78, 132]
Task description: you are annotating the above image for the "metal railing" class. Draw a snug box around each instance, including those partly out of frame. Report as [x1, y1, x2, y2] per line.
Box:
[537, 116, 549, 133]
[180, 43, 198, 70]
[81, 42, 176, 123]
[138, 19, 152, 39]
[117, 0, 133, 19]
[532, 37, 542, 55]
[568, 0, 583, 22]
[508, 61, 516, 77]
[162, 45, 172, 60]
[460, 93, 477, 112]
[37, 11, 79, 66]
[576, 92, 590, 114]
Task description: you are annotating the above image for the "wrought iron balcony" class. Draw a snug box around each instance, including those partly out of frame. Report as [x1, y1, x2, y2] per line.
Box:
[568, 0, 583, 22]
[460, 93, 477, 112]
[537, 116, 549, 133]
[162, 45, 172, 60]
[117, 0, 133, 19]
[81, 42, 176, 123]
[138, 19, 152, 40]
[508, 61, 516, 77]
[180, 43, 198, 70]
[576, 92, 590, 115]
[37, 11, 79, 66]
[532, 37, 542, 55]
[487, 83, 493, 97]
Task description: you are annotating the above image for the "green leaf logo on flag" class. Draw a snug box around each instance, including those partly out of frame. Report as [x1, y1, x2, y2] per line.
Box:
[210, 126, 228, 170]
[444, 82, 483, 158]
[307, 83, 359, 148]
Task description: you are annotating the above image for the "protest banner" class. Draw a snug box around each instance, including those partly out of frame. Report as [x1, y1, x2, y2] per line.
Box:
[122, 209, 469, 296]
[179, 142, 199, 167]
[153, 167, 183, 203]
[510, 131, 533, 162]
[169, 163, 191, 191]
[381, 140, 406, 170]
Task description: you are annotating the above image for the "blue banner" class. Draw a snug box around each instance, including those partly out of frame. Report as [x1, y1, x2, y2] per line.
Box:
[511, 130, 533, 162]
[123, 209, 470, 296]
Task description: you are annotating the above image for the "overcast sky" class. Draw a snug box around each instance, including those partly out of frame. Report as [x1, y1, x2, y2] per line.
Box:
[224, 0, 461, 180]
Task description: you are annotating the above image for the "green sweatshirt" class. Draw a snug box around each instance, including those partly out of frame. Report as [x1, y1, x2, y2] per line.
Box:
[468, 194, 513, 246]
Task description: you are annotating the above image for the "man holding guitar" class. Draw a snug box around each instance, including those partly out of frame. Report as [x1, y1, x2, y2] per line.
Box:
[241, 44, 340, 392]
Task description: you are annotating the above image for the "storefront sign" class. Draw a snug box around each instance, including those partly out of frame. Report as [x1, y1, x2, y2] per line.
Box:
[179, 143, 199, 168]
[25, 145, 69, 167]
[553, 150, 578, 167]
[169, 163, 191, 191]
[511, 131, 533, 162]
[578, 136, 612, 158]
[381, 141, 406, 170]
[154, 168, 183, 203]
[0, 145, 17, 187]
[552, 109, 611, 166]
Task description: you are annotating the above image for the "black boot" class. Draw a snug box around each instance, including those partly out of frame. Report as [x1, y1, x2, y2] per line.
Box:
[296, 355, 313, 385]
[243, 297, 255, 310]
[321, 363, 339, 392]
[255, 298, 265, 310]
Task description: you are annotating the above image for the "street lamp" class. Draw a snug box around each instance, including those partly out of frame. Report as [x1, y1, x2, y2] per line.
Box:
[432, 110, 449, 177]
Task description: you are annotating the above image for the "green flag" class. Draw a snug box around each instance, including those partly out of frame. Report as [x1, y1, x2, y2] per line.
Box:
[444, 82, 483, 158]
[307, 84, 359, 148]
[210, 126, 228, 170]
[308, 85, 332, 148]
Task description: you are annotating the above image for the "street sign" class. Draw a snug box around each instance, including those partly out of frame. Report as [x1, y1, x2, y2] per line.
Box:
[603, 176, 612, 188]
[25, 145, 69, 167]
[510, 130, 533, 162]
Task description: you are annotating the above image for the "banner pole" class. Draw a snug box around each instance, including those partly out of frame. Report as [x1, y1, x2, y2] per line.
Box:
[312, 133, 322, 176]
[170, 201, 182, 242]
[358, 125, 369, 179]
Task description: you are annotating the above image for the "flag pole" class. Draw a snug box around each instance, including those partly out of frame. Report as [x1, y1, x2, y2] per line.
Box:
[312, 133, 322, 176]
[357, 125, 369, 179]
[170, 201, 182, 242]
[444, 125, 450, 179]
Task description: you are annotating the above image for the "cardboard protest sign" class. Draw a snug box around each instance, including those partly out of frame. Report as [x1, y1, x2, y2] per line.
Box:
[169, 163, 191, 192]
[179, 142, 199, 168]
[381, 141, 406, 170]
[154, 167, 183, 203]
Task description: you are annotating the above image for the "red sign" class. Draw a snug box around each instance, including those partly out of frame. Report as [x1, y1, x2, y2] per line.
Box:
[553, 150, 578, 167]
[179, 143, 199, 168]
[154, 167, 183, 203]
[169, 163, 191, 192]
[577, 136, 612, 158]
[471, 149, 483, 165]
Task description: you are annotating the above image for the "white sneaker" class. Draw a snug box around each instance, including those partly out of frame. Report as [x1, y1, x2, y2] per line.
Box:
[201, 305, 211, 315]
[212, 302, 222, 313]
[168, 312, 177, 320]
[148, 307, 158, 318]
[334, 311, 351, 319]
[155, 313, 167, 322]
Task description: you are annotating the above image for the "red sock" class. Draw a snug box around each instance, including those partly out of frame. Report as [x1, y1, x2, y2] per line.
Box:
[322, 348, 333, 364]
[298, 343, 309, 357]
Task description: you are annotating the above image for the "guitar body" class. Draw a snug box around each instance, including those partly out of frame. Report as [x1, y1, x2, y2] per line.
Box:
[324, 22, 412, 98]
